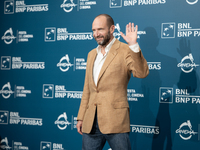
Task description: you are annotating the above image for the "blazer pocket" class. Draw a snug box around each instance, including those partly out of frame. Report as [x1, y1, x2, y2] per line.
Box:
[112, 101, 129, 109]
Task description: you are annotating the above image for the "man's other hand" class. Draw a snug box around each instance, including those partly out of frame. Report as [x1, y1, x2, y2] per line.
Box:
[76, 120, 83, 135]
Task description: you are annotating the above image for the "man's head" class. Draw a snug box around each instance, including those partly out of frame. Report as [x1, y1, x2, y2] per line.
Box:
[92, 14, 115, 47]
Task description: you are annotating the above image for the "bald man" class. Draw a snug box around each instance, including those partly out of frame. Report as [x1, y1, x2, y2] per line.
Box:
[76, 14, 149, 150]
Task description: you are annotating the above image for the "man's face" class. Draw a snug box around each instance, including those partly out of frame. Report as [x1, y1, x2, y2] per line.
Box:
[92, 16, 112, 46]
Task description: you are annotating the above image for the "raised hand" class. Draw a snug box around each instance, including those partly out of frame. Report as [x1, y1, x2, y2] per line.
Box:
[120, 23, 138, 46]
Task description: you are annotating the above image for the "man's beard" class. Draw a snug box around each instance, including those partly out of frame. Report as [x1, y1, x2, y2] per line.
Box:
[95, 31, 111, 46]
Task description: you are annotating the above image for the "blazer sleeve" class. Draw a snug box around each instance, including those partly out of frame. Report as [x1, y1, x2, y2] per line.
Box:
[125, 46, 149, 78]
[77, 53, 90, 121]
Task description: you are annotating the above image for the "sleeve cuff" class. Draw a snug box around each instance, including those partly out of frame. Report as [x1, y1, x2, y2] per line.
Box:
[129, 42, 140, 53]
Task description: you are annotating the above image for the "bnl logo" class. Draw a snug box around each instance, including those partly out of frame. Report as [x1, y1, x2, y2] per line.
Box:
[45, 28, 56, 42]
[43, 84, 54, 98]
[0, 111, 9, 124]
[110, 0, 122, 8]
[161, 23, 175, 38]
[4, 0, 14, 14]
[40, 142, 51, 150]
[1, 56, 11, 70]
[159, 87, 173, 103]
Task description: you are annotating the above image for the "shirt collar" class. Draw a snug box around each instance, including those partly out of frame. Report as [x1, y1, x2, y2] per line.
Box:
[96, 38, 116, 54]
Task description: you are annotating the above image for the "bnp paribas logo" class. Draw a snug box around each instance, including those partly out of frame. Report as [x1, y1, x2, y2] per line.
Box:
[45, 28, 56, 42]
[1, 56, 11, 70]
[110, 0, 122, 8]
[0, 111, 9, 124]
[43, 84, 54, 98]
[161, 23, 175, 38]
[40, 141, 51, 150]
[4, 0, 14, 14]
[159, 87, 173, 103]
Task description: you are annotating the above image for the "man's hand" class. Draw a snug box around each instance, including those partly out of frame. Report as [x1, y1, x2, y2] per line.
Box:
[76, 120, 83, 135]
[120, 23, 138, 46]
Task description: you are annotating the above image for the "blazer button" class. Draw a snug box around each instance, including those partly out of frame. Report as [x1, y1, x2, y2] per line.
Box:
[94, 103, 97, 106]
[97, 90, 99, 93]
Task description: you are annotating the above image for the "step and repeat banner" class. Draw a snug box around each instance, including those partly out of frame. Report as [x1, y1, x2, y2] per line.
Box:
[0, 0, 200, 150]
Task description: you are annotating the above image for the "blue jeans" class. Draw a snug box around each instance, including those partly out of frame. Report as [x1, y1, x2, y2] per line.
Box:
[82, 112, 131, 150]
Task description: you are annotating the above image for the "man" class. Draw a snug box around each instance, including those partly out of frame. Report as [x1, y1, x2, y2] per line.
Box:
[76, 14, 149, 150]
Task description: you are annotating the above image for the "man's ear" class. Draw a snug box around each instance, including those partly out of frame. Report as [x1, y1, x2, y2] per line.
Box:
[110, 25, 115, 34]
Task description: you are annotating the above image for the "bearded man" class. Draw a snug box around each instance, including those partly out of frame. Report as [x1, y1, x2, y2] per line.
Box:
[76, 14, 149, 150]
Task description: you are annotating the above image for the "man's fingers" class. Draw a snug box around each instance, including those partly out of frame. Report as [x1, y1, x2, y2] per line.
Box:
[126, 24, 129, 34]
[135, 25, 138, 33]
[77, 125, 83, 135]
[126, 23, 137, 33]
[76, 121, 83, 135]
[78, 126, 83, 135]
[129, 22, 132, 32]
[131, 23, 135, 32]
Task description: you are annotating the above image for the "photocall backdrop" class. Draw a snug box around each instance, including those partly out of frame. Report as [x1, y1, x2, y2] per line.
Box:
[0, 0, 200, 150]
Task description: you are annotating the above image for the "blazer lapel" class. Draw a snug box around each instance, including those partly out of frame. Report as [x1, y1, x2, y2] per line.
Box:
[97, 40, 120, 86]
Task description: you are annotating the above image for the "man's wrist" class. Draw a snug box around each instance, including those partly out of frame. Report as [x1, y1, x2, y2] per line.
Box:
[128, 41, 137, 46]
[129, 42, 140, 53]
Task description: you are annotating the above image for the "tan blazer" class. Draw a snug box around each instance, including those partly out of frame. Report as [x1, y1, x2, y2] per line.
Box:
[77, 39, 149, 134]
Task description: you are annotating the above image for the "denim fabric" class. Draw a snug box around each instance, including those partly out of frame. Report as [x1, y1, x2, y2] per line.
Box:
[82, 112, 131, 150]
